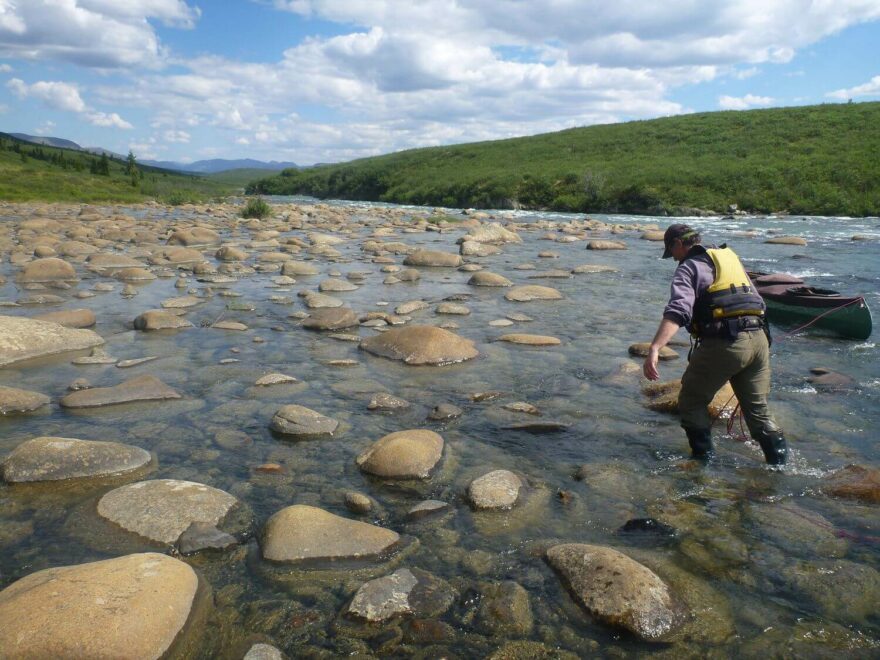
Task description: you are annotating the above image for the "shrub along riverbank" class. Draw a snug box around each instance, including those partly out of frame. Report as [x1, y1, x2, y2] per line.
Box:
[248, 102, 880, 216]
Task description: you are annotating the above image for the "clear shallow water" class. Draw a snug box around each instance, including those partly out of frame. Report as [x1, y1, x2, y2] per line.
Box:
[0, 201, 878, 657]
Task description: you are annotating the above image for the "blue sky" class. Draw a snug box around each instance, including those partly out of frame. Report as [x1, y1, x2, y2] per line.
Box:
[1, 1, 879, 165]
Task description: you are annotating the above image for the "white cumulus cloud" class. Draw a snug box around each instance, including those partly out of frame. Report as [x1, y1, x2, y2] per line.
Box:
[7, 77, 132, 128]
[718, 94, 775, 110]
[0, 0, 199, 69]
[827, 75, 880, 100]
[163, 129, 191, 143]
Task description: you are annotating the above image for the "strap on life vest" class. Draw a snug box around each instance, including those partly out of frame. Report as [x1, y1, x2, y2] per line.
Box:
[691, 246, 766, 337]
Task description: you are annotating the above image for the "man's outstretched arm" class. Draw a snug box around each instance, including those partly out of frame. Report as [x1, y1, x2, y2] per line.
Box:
[643, 318, 681, 380]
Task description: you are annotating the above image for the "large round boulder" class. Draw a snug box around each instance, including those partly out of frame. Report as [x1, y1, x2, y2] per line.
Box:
[546, 543, 685, 641]
[356, 429, 444, 479]
[2, 437, 152, 483]
[98, 479, 241, 544]
[167, 227, 221, 246]
[0, 553, 204, 659]
[469, 271, 512, 287]
[301, 307, 359, 331]
[17, 257, 77, 282]
[261, 504, 400, 562]
[359, 325, 478, 366]
[0, 315, 104, 367]
[403, 250, 463, 268]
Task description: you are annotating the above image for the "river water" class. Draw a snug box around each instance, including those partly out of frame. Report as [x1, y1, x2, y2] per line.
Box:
[0, 199, 878, 657]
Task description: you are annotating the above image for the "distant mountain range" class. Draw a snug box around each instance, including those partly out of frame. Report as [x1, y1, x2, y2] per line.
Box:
[6, 132, 297, 173]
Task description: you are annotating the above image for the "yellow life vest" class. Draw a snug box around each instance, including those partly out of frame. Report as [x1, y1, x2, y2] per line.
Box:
[692, 247, 766, 333]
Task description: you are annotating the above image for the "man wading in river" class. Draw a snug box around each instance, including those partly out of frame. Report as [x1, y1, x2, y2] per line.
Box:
[642, 224, 788, 465]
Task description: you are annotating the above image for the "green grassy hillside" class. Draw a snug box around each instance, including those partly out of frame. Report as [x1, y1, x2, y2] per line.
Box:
[0, 133, 235, 204]
[249, 102, 880, 216]
[206, 168, 284, 189]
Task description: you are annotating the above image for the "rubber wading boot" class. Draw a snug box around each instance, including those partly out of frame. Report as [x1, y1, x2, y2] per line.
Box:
[684, 427, 713, 459]
[756, 430, 788, 466]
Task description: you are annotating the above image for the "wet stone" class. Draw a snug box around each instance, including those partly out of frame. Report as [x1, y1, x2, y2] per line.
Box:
[407, 500, 450, 520]
[302, 307, 359, 330]
[345, 491, 374, 514]
[97, 479, 242, 545]
[133, 310, 194, 331]
[360, 325, 478, 366]
[368, 392, 411, 411]
[270, 404, 339, 437]
[0, 314, 104, 367]
[468, 470, 522, 510]
[176, 521, 238, 555]
[261, 505, 400, 562]
[0, 553, 203, 660]
[504, 285, 562, 302]
[1, 437, 152, 483]
[477, 581, 534, 637]
[244, 643, 285, 660]
[546, 543, 685, 642]
[255, 373, 298, 386]
[60, 375, 181, 409]
[0, 385, 50, 414]
[428, 403, 462, 421]
[356, 429, 444, 479]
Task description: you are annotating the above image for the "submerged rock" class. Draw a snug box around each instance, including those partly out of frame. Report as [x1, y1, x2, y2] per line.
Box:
[477, 581, 533, 637]
[498, 333, 561, 346]
[0, 553, 203, 660]
[270, 404, 339, 437]
[468, 470, 522, 510]
[0, 385, 49, 414]
[347, 568, 455, 623]
[2, 437, 151, 483]
[360, 325, 478, 366]
[546, 543, 685, 642]
[504, 285, 562, 302]
[133, 309, 194, 331]
[60, 375, 181, 408]
[356, 429, 444, 479]
[822, 464, 880, 504]
[0, 315, 104, 367]
[403, 250, 463, 268]
[98, 479, 241, 545]
[17, 257, 77, 282]
[302, 307, 358, 330]
[261, 504, 400, 562]
[468, 271, 512, 287]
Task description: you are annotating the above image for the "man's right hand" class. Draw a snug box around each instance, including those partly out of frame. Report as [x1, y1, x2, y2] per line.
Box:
[643, 347, 661, 381]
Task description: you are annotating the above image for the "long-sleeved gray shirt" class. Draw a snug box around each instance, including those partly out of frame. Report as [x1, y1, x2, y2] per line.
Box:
[663, 248, 716, 328]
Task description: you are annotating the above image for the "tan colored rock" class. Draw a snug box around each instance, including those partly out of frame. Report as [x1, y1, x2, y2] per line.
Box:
[463, 222, 522, 244]
[87, 253, 145, 270]
[360, 325, 478, 366]
[113, 266, 157, 281]
[282, 261, 319, 276]
[504, 285, 563, 302]
[1, 436, 151, 483]
[0, 553, 201, 660]
[469, 271, 512, 287]
[468, 470, 522, 510]
[17, 257, 77, 282]
[765, 236, 807, 246]
[498, 334, 561, 346]
[60, 375, 181, 408]
[161, 295, 202, 309]
[628, 343, 678, 360]
[587, 240, 627, 250]
[460, 240, 502, 257]
[34, 308, 97, 328]
[641, 230, 666, 241]
[168, 227, 221, 246]
[270, 404, 338, 436]
[98, 479, 240, 544]
[403, 249, 463, 268]
[302, 307, 359, 330]
[0, 385, 50, 414]
[133, 310, 194, 331]
[215, 245, 248, 261]
[0, 315, 104, 367]
[546, 543, 684, 641]
[642, 380, 738, 418]
[150, 246, 204, 265]
[261, 504, 400, 562]
[356, 429, 444, 479]
[572, 264, 618, 274]
[255, 373, 298, 386]
[212, 320, 248, 331]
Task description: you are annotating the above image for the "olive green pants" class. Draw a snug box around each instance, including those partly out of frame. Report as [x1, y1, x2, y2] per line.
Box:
[679, 330, 779, 437]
